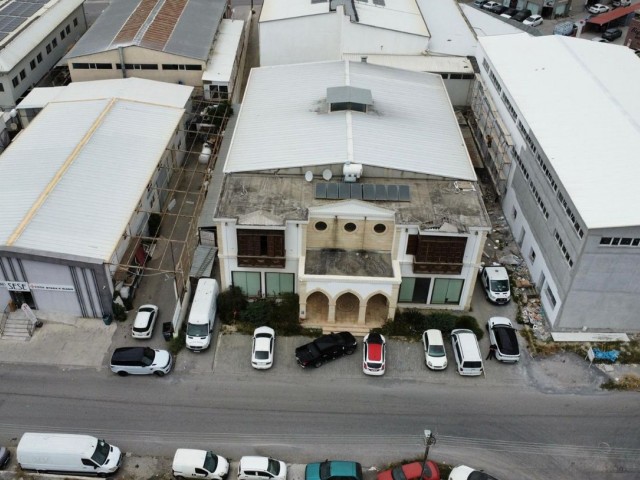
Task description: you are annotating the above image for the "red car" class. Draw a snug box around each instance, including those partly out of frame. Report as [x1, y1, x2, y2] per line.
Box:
[377, 461, 440, 480]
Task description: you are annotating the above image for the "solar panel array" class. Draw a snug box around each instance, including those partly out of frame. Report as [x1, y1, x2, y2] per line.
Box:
[315, 183, 411, 202]
[0, 0, 48, 42]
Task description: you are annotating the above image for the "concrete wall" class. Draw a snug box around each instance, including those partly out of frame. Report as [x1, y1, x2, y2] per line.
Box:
[259, 14, 340, 66]
[0, 6, 87, 108]
[68, 47, 206, 86]
[306, 217, 394, 251]
[556, 227, 640, 331]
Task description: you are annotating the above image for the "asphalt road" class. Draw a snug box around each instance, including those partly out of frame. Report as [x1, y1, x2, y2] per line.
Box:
[0, 360, 638, 479]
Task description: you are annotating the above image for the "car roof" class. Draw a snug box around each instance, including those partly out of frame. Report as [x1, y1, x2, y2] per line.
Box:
[326, 461, 361, 477]
[425, 329, 444, 343]
[254, 336, 272, 351]
[112, 346, 153, 361]
[366, 342, 383, 361]
[240, 456, 270, 470]
[133, 311, 152, 328]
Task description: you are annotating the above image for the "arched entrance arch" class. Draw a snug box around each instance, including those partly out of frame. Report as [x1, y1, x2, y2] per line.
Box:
[306, 291, 329, 323]
[335, 292, 361, 324]
[365, 293, 389, 326]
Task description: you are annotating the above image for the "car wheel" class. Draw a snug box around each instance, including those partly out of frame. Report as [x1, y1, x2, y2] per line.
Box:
[176, 476, 185, 480]
[117, 371, 128, 377]
[313, 359, 324, 368]
[154, 370, 165, 377]
[345, 348, 355, 355]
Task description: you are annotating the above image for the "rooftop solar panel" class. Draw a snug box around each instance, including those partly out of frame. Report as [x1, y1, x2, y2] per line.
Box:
[315, 183, 327, 199]
[375, 184, 387, 200]
[398, 185, 410, 201]
[350, 183, 362, 200]
[363, 184, 375, 201]
[339, 183, 350, 199]
[387, 185, 398, 201]
[326, 183, 339, 199]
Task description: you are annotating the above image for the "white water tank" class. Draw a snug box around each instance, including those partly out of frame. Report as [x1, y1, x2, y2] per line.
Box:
[343, 163, 363, 183]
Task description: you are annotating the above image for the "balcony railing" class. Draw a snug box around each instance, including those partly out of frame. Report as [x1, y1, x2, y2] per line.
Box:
[238, 256, 286, 268]
[413, 258, 462, 275]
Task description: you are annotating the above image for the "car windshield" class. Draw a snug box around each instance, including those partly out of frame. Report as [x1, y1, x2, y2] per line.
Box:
[320, 461, 332, 480]
[187, 323, 209, 337]
[490, 279, 510, 292]
[465, 361, 482, 369]
[142, 347, 156, 366]
[90, 439, 111, 466]
[203, 451, 218, 473]
[428, 345, 446, 357]
[268, 458, 281, 475]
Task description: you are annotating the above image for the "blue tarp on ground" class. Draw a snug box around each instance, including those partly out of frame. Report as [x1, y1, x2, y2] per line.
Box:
[592, 348, 620, 362]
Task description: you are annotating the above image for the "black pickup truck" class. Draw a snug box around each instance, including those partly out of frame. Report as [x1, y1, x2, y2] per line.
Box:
[295, 332, 357, 368]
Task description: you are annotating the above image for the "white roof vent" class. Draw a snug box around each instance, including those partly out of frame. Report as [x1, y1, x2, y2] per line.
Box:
[343, 163, 363, 183]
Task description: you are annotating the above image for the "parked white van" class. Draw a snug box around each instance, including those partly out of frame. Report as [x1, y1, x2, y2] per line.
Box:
[480, 264, 511, 304]
[450, 329, 484, 376]
[17, 432, 122, 476]
[186, 278, 219, 352]
[172, 448, 229, 479]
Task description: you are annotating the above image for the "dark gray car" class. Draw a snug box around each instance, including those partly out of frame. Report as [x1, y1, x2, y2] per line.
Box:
[0, 446, 10, 470]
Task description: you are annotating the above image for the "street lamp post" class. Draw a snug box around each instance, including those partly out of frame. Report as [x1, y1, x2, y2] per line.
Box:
[423, 429, 436, 472]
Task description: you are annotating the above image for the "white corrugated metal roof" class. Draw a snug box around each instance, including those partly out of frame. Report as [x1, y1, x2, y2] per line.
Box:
[480, 34, 640, 229]
[0, 0, 84, 71]
[460, 4, 525, 37]
[416, 0, 478, 56]
[202, 19, 244, 83]
[342, 54, 473, 73]
[260, 0, 329, 22]
[260, 0, 428, 37]
[0, 98, 185, 261]
[356, 0, 429, 37]
[18, 78, 194, 109]
[224, 60, 475, 181]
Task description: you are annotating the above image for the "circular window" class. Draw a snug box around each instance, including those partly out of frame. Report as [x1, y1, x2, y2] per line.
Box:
[344, 222, 357, 232]
[315, 221, 327, 231]
[373, 223, 386, 234]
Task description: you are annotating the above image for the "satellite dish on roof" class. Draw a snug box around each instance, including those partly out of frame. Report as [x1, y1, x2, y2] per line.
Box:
[305, 171, 314, 182]
[322, 169, 333, 181]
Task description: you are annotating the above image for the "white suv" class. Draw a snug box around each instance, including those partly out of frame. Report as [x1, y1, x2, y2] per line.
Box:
[109, 347, 173, 376]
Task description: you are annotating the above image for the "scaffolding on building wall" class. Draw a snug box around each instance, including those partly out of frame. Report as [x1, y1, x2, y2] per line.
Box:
[110, 88, 232, 305]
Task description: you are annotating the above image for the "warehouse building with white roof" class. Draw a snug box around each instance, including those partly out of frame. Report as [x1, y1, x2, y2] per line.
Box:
[474, 33, 640, 331]
[0, 78, 193, 319]
[0, 0, 87, 109]
[212, 61, 491, 331]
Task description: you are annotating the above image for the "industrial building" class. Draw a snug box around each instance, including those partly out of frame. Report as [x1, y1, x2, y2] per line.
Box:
[0, 0, 87, 109]
[0, 78, 194, 319]
[65, 0, 247, 103]
[473, 33, 640, 331]
[211, 61, 491, 332]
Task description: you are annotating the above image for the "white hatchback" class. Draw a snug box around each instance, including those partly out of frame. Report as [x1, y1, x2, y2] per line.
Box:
[238, 456, 287, 480]
[252, 326, 275, 369]
[422, 329, 448, 370]
[131, 304, 158, 339]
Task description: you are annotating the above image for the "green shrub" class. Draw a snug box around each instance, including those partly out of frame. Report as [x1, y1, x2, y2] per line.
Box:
[218, 286, 248, 324]
[455, 315, 484, 340]
[240, 298, 276, 326]
[377, 309, 481, 340]
[168, 328, 186, 355]
[112, 302, 127, 322]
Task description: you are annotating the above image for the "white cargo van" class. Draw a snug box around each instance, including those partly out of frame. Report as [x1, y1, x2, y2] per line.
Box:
[480, 264, 511, 304]
[186, 278, 219, 352]
[172, 448, 229, 479]
[17, 432, 122, 476]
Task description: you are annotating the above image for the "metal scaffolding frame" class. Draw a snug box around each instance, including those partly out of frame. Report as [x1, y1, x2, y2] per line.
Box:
[111, 89, 231, 301]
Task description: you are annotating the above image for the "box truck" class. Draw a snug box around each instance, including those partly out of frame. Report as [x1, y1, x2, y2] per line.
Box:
[186, 278, 219, 352]
[17, 432, 122, 476]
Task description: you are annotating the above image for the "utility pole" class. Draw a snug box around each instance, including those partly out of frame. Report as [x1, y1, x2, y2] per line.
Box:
[423, 429, 437, 473]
